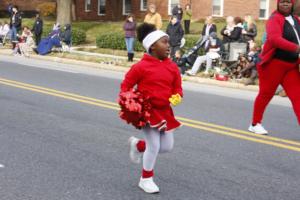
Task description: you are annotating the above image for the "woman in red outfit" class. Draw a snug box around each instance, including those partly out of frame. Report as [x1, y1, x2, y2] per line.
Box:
[249, 0, 300, 134]
[120, 23, 183, 193]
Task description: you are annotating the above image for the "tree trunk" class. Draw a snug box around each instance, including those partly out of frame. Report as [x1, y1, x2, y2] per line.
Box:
[72, 0, 76, 21]
[56, 0, 72, 25]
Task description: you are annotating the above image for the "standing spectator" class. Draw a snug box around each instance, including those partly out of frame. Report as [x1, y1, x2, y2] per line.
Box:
[10, 6, 22, 43]
[242, 15, 257, 42]
[123, 14, 136, 62]
[202, 16, 217, 37]
[183, 4, 192, 34]
[32, 13, 43, 46]
[166, 15, 184, 59]
[202, 16, 217, 49]
[144, 4, 162, 30]
[172, 4, 183, 21]
[249, 0, 300, 134]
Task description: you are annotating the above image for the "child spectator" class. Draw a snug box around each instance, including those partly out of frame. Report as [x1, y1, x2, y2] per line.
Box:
[120, 23, 183, 194]
[166, 15, 184, 60]
[240, 41, 260, 85]
[14, 26, 34, 56]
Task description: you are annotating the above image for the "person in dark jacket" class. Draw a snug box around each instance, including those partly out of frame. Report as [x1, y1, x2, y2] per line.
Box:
[10, 6, 22, 43]
[32, 13, 43, 46]
[166, 15, 184, 59]
[221, 16, 243, 51]
[242, 15, 257, 42]
[201, 16, 217, 37]
[171, 4, 183, 21]
[61, 24, 71, 45]
[123, 14, 136, 62]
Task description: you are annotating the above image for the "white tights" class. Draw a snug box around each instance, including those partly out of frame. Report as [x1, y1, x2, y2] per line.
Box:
[142, 126, 174, 171]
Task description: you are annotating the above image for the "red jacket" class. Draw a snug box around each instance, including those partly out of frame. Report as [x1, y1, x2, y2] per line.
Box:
[120, 53, 183, 131]
[259, 11, 299, 66]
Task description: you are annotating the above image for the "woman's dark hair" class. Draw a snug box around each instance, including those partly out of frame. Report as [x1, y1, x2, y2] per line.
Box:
[136, 23, 156, 43]
[125, 14, 134, 22]
[234, 16, 243, 25]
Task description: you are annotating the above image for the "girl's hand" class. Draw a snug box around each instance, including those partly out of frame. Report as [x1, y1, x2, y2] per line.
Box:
[169, 93, 182, 106]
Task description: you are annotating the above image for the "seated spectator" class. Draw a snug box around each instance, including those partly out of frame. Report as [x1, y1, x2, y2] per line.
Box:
[242, 15, 257, 42]
[221, 16, 243, 50]
[61, 24, 72, 51]
[35, 23, 62, 55]
[13, 26, 34, 56]
[0, 21, 10, 44]
[239, 41, 260, 85]
[166, 15, 184, 60]
[186, 32, 223, 75]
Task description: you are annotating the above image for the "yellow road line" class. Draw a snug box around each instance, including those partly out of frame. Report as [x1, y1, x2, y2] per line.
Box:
[181, 122, 300, 152]
[0, 78, 118, 107]
[0, 80, 120, 111]
[177, 117, 300, 147]
[1, 77, 300, 152]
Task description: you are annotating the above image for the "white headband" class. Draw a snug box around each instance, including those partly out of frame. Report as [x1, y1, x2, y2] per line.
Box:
[142, 30, 169, 53]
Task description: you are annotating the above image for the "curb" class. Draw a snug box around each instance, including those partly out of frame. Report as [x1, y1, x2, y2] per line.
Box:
[0, 49, 259, 92]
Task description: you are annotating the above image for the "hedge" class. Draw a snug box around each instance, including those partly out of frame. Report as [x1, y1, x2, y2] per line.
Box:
[41, 25, 86, 45]
[96, 32, 200, 52]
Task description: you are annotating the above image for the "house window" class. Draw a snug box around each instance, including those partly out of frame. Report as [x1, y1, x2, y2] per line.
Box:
[98, 0, 106, 15]
[85, 0, 91, 12]
[140, 0, 147, 11]
[212, 0, 224, 16]
[259, 0, 269, 19]
[168, 0, 179, 15]
[123, 0, 132, 15]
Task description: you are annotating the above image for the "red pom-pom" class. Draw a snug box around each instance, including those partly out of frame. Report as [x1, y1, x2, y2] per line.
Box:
[118, 89, 152, 129]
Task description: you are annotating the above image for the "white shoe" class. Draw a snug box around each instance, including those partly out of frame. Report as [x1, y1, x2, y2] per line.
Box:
[138, 177, 160, 193]
[186, 70, 196, 76]
[248, 123, 268, 135]
[128, 136, 142, 164]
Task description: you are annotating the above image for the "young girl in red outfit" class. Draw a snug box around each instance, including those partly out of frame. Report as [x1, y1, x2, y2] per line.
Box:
[119, 23, 183, 193]
[249, 0, 300, 134]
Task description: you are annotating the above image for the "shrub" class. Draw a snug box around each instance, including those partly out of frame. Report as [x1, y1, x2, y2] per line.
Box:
[71, 28, 86, 45]
[36, 2, 56, 17]
[96, 32, 200, 52]
[96, 32, 144, 51]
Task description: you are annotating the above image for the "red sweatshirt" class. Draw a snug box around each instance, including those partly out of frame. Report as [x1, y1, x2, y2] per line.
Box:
[120, 53, 183, 131]
[260, 11, 299, 66]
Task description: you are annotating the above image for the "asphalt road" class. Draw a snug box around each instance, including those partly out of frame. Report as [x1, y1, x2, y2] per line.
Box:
[0, 55, 299, 200]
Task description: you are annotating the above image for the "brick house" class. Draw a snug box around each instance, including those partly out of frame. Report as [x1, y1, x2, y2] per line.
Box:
[75, 0, 278, 21]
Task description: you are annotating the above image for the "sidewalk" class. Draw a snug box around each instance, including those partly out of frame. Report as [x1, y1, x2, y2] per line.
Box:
[0, 47, 259, 92]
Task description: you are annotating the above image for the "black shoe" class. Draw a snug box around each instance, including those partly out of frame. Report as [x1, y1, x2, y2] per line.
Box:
[128, 53, 134, 62]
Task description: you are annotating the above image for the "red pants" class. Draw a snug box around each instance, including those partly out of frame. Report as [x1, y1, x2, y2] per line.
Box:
[252, 58, 300, 125]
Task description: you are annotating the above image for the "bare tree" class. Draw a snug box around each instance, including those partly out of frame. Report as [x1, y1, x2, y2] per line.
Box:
[56, 0, 72, 25]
